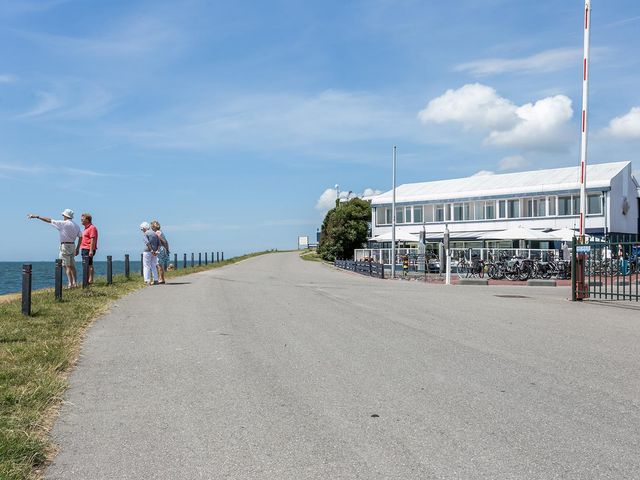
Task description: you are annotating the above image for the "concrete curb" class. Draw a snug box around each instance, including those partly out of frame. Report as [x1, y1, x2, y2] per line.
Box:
[458, 278, 489, 286]
[527, 279, 557, 287]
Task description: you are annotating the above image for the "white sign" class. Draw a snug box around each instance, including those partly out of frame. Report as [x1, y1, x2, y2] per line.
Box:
[576, 245, 591, 253]
[298, 236, 309, 249]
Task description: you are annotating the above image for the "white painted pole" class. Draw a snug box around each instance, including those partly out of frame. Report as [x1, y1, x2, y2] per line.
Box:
[579, 0, 591, 240]
[391, 146, 397, 278]
[445, 224, 451, 285]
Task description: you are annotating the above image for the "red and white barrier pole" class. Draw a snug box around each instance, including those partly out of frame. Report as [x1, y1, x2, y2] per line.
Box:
[579, 0, 591, 240]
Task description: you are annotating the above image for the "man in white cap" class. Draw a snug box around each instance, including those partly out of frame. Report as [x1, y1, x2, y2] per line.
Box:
[28, 209, 82, 288]
[140, 222, 160, 285]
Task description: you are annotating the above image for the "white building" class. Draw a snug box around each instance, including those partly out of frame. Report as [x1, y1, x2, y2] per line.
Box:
[369, 161, 639, 248]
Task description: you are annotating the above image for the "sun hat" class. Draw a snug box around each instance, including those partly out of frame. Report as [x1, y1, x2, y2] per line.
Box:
[140, 222, 151, 230]
[61, 209, 74, 219]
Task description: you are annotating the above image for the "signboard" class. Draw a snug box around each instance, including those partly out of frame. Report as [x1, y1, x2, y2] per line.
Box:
[297, 236, 309, 249]
[576, 245, 591, 254]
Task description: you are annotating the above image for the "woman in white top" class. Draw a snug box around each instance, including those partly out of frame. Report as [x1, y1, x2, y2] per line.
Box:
[151, 220, 170, 284]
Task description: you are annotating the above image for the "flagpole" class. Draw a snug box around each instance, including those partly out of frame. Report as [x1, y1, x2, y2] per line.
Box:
[391, 146, 397, 278]
[579, 0, 591, 241]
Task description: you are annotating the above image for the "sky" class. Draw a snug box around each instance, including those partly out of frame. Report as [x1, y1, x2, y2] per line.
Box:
[1, 0, 639, 261]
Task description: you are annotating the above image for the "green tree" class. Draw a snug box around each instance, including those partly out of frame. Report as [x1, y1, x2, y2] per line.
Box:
[318, 198, 371, 261]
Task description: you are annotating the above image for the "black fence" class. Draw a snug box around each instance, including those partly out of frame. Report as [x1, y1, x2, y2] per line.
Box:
[573, 237, 640, 301]
[334, 259, 385, 279]
[18, 250, 225, 316]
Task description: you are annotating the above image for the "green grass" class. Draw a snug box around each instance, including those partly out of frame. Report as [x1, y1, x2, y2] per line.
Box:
[299, 249, 327, 263]
[0, 251, 270, 480]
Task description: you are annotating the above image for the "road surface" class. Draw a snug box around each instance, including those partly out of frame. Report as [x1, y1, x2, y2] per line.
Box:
[47, 252, 640, 479]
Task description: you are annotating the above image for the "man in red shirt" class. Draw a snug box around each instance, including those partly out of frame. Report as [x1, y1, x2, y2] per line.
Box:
[77, 213, 98, 284]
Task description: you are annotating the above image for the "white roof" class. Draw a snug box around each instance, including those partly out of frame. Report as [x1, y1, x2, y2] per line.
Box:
[371, 161, 630, 205]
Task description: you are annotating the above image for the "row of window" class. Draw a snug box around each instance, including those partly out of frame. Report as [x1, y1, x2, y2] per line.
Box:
[375, 194, 603, 225]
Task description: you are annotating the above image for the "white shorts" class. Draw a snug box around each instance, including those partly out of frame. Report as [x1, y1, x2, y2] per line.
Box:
[59, 243, 76, 267]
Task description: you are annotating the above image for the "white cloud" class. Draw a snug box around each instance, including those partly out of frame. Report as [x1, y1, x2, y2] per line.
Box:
[455, 48, 582, 76]
[484, 95, 573, 150]
[603, 107, 640, 140]
[472, 170, 495, 177]
[315, 187, 380, 212]
[499, 155, 529, 171]
[362, 188, 382, 197]
[0, 74, 17, 83]
[418, 83, 517, 130]
[419, 84, 573, 152]
[19, 91, 63, 117]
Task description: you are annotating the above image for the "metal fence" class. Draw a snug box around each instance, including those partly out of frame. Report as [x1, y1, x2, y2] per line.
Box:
[573, 238, 640, 301]
[334, 259, 385, 279]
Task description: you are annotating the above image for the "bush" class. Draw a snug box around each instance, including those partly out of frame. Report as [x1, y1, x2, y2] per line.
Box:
[318, 198, 371, 261]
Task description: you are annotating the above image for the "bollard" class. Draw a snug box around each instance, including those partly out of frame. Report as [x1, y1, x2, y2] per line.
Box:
[216, 252, 219, 262]
[54, 259, 63, 301]
[22, 264, 32, 316]
[82, 257, 89, 289]
[205, 252, 208, 265]
[140, 253, 144, 277]
[212, 252, 215, 263]
[174, 253, 178, 270]
[125, 254, 130, 279]
[199, 252, 202, 266]
[107, 255, 113, 285]
[221, 252, 224, 261]
[183, 253, 187, 269]
[191, 253, 194, 268]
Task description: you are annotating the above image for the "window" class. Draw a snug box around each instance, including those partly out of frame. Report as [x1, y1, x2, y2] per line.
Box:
[453, 203, 464, 221]
[588, 194, 602, 215]
[404, 206, 412, 223]
[498, 200, 506, 219]
[424, 205, 434, 222]
[485, 201, 495, 220]
[558, 196, 572, 216]
[524, 198, 546, 217]
[572, 196, 580, 215]
[396, 207, 404, 223]
[524, 199, 533, 218]
[464, 203, 472, 221]
[475, 201, 485, 220]
[376, 207, 386, 225]
[507, 199, 520, 218]
[413, 206, 423, 223]
[435, 204, 444, 222]
[537, 198, 546, 217]
[548, 196, 556, 216]
[445, 204, 452, 222]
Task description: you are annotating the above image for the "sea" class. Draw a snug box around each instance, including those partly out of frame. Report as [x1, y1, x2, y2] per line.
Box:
[0, 261, 143, 295]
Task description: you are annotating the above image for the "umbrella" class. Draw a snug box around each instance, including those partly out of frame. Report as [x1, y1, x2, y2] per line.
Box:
[371, 227, 420, 243]
[478, 226, 559, 241]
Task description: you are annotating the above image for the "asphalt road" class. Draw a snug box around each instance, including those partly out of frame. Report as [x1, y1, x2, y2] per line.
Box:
[46, 252, 640, 479]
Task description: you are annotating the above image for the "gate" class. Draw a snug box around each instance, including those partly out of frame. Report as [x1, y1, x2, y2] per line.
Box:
[572, 237, 640, 301]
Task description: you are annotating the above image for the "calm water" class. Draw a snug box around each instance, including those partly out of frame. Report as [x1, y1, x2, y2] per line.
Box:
[0, 261, 143, 295]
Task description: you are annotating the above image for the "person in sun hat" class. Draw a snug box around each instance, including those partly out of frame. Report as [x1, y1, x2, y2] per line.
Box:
[140, 222, 160, 285]
[27, 209, 82, 288]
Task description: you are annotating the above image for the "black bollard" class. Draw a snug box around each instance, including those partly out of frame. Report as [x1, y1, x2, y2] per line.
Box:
[205, 252, 208, 265]
[54, 259, 63, 301]
[183, 253, 187, 269]
[22, 264, 32, 316]
[107, 255, 113, 285]
[174, 253, 178, 270]
[216, 252, 219, 262]
[191, 253, 194, 268]
[198, 252, 202, 266]
[140, 253, 144, 277]
[212, 252, 215, 263]
[125, 254, 130, 279]
[221, 252, 224, 261]
[82, 257, 89, 289]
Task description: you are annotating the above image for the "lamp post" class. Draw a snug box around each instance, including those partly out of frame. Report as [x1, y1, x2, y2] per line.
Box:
[391, 146, 397, 279]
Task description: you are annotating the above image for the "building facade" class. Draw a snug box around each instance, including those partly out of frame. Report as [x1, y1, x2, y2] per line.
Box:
[369, 161, 639, 246]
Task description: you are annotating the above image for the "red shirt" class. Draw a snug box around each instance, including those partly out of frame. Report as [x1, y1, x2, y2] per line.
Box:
[81, 224, 98, 250]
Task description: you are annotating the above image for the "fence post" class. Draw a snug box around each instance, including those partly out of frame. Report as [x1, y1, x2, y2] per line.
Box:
[216, 252, 219, 262]
[82, 257, 89, 289]
[221, 252, 224, 261]
[124, 254, 130, 279]
[22, 264, 32, 316]
[140, 253, 144, 277]
[205, 252, 208, 265]
[174, 253, 178, 270]
[212, 252, 215, 263]
[107, 255, 113, 285]
[54, 259, 63, 301]
[191, 253, 194, 267]
[183, 253, 187, 269]
[199, 252, 202, 266]
[571, 240, 577, 301]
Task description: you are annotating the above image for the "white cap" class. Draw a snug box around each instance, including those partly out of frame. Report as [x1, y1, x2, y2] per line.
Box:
[61, 209, 74, 219]
[140, 222, 150, 230]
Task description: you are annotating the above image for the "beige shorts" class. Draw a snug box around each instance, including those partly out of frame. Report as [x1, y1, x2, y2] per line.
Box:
[59, 244, 76, 267]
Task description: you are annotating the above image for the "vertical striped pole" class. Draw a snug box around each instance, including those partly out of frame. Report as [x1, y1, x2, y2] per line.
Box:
[579, 0, 591, 240]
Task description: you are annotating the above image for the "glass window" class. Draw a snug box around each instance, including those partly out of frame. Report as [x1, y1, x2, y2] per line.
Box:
[413, 206, 423, 223]
[572, 196, 580, 215]
[588, 194, 602, 215]
[537, 198, 546, 217]
[464, 203, 472, 220]
[524, 199, 533, 218]
[386, 208, 392, 224]
[376, 207, 386, 225]
[558, 196, 571, 216]
[453, 203, 464, 221]
[424, 205, 434, 222]
[475, 202, 485, 220]
[404, 206, 412, 223]
[548, 196, 556, 216]
[435, 204, 444, 222]
[445, 204, 452, 222]
[507, 199, 520, 218]
[485, 201, 495, 219]
[396, 207, 404, 223]
[498, 200, 506, 218]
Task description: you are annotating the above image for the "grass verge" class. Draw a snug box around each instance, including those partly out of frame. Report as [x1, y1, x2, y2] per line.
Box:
[0, 251, 270, 480]
[299, 249, 327, 263]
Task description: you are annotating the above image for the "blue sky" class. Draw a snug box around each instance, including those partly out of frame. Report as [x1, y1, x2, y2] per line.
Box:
[1, 0, 639, 260]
